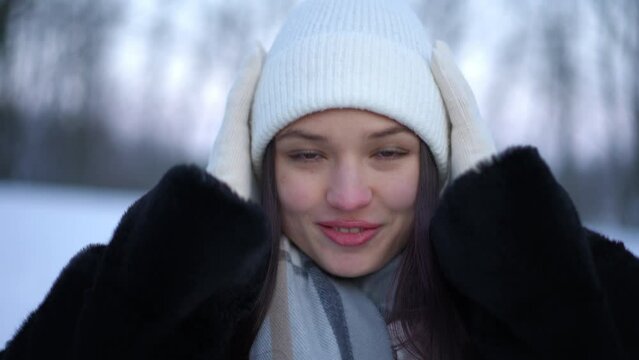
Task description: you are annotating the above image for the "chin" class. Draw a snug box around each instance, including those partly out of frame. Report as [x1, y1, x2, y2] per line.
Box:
[318, 253, 384, 278]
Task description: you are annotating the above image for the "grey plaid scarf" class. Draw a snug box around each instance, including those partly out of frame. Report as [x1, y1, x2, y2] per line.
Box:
[250, 237, 398, 359]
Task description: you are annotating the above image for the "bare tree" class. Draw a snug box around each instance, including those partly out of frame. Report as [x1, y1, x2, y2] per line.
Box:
[1, 0, 125, 184]
[592, 0, 639, 225]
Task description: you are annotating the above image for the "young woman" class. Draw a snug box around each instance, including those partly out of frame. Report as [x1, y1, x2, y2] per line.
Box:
[2, 0, 638, 359]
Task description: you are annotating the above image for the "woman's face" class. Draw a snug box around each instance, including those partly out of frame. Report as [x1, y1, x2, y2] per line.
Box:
[274, 109, 421, 277]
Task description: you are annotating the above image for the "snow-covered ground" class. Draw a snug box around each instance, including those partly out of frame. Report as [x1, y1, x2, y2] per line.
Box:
[0, 181, 637, 348]
[0, 182, 142, 348]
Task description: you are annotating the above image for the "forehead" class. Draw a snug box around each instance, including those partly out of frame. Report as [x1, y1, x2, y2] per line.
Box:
[277, 109, 410, 139]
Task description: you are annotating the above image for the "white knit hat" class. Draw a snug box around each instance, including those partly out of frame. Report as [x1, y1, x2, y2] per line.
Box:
[251, 0, 449, 182]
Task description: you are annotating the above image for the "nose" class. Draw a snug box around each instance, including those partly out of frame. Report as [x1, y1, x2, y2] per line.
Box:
[326, 163, 372, 211]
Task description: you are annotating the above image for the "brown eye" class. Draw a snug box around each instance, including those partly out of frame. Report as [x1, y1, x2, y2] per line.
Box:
[374, 148, 407, 160]
[289, 151, 324, 162]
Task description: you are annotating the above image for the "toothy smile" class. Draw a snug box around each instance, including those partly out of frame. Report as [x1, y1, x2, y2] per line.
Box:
[316, 220, 382, 246]
[334, 227, 363, 233]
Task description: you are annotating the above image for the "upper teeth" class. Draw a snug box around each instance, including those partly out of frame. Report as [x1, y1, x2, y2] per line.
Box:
[334, 227, 363, 233]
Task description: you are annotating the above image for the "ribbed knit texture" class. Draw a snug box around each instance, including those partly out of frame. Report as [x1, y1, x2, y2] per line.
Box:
[251, 0, 449, 183]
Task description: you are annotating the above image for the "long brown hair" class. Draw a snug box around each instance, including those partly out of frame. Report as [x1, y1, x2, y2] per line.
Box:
[249, 140, 469, 359]
[229, 140, 281, 358]
[389, 141, 470, 359]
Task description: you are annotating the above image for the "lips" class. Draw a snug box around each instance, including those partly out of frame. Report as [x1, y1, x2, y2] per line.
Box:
[316, 220, 381, 247]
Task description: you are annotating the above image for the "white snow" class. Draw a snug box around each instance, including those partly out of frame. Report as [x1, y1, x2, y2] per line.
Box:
[0, 182, 141, 348]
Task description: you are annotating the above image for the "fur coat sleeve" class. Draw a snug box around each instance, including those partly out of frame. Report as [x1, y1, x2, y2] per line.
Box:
[0, 165, 271, 360]
[431, 146, 639, 360]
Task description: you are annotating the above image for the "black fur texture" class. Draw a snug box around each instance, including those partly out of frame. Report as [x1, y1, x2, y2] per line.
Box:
[431, 146, 639, 359]
[587, 229, 639, 357]
[2, 165, 270, 360]
[1, 244, 106, 360]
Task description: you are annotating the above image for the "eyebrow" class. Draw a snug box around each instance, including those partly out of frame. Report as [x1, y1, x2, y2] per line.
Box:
[276, 125, 412, 142]
[368, 126, 412, 139]
[276, 129, 328, 142]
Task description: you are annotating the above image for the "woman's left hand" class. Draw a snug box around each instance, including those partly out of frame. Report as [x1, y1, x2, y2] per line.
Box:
[430, 40, 496, 181]
[207, 43, 265, 201]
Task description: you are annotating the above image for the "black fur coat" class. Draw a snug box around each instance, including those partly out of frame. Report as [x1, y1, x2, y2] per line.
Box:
[1, 147, 638, 359]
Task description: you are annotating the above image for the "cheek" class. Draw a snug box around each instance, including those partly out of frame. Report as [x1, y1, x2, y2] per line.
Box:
[276, 166, 322, 214]
[378, 163, 420, 211]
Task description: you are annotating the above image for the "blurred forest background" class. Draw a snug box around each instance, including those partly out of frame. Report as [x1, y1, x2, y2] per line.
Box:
[0, 0, 637, 226]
